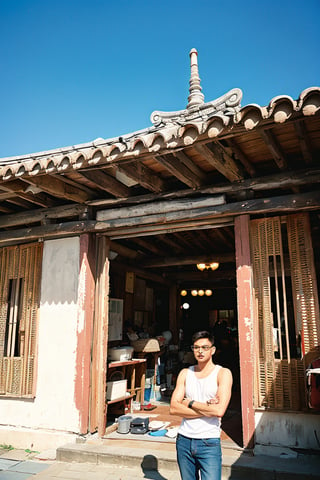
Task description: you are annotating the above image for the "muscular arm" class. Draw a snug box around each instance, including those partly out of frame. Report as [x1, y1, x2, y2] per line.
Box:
[169, 369, 201, 418]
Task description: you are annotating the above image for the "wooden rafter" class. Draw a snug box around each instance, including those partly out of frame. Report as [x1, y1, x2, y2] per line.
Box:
[0, 203, 88, 228]
[128, 237, 167, 256]
[113, 163, 166, 193]
[227, 138, 256, 176]
[154, 153, 204, 188]
[79, 170, 130, 198]
[259, 129, 287, 169]
[21, 176, 90, 203]
[172, 150, 207, 181]
[157, 234, 185, 255]
[294, 120, 313, 164]
[194, 142, 244, 182]
[87, 167, 320, 208]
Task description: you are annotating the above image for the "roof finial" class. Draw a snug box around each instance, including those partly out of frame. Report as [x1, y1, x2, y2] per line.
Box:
[187, 48, 204, 109]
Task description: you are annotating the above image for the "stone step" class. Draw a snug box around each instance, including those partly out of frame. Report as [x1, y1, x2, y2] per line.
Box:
[56, 440, 320, 480]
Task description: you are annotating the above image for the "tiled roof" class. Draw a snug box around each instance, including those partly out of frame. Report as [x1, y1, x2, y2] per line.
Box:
[0, 86, 319, 182]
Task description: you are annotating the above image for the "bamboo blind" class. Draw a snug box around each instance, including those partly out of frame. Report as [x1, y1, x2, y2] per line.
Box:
[0, 243, 43, 397]
[250, 214, 320, 411]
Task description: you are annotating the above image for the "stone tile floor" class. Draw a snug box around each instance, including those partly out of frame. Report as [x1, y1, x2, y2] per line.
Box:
[0, 448, 53, 480]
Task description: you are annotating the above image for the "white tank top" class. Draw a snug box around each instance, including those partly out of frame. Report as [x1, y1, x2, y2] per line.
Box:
[178, 364, 222, 439]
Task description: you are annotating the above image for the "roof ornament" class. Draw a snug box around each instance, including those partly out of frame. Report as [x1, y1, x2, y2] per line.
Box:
[150, 48, 242, 128]
[187, 48, 205, 108]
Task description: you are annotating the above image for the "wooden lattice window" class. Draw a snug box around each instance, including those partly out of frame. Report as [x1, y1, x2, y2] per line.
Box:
[0, 242, 43, 397]
[250, 214, 320, 411]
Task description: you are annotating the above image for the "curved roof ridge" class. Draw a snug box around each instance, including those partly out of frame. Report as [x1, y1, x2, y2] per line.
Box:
[0, 86, 319, 174]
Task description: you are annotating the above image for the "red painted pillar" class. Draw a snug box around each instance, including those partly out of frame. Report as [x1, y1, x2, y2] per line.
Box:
[75, 234, 96, 434]
[234, 215, 255, 449]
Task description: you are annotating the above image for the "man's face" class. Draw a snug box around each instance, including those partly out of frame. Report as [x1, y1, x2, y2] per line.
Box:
[192, 338, 215, 361]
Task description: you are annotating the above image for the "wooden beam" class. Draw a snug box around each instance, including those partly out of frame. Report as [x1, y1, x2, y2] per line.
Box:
[194, 143, 244, 182]
[114, 163, 166, 193]
[129, 237, 167, 256]
[140, 253, 235, 268]
[167, 270, 236, 282]
[155, 153, 204, 188]
[227, 138, 256, 176]
[156, 234, 185, 255]
[0, 203, 88, 228]
[111, 260, 171, 286]
[211, 228, 235, 250]
[108, 218, 235, 239]
[172, 151, 207, 181]
[21, 176, 90, 203]
[109, 240, 139, 259]
[88, 167, 320, 208]
[17, 192, 57, 208]
[0, 191, 319, 245]
[0, 220, 97, 246]
[294, 120, 313, 164]
[0, 179, 29, 193]
[96, 195, 225, 221]
[259, 129, 287, 169]
[0, 205, 13, 213]
[96, 191, 320, 230]
[79, 170, 130, 198]
[173, 231, 199, 251]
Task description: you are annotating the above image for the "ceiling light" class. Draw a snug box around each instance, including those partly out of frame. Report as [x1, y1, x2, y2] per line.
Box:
[196, 263, 206, 271]
[198, 289, 204, 296]
[205, 289, 212, 296]
[196, 262, 219, 271]
[191, 290, 198, 296]
[180, 290, 187, 296]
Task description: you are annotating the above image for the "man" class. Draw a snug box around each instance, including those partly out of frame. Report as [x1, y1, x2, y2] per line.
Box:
[170, 330, 233, 480]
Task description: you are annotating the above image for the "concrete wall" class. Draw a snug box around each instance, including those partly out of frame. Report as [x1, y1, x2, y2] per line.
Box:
[255, 410, 320, 453]
[0, 237, 81, 450]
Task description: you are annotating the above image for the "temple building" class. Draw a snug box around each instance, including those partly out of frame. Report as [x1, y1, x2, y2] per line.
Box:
[0, 49, 319, 453]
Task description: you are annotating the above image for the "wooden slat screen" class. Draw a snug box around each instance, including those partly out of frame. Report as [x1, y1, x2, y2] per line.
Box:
[287, 214, 320, 358]
[0, 243, 43, 397]
[250, 214, 320, 411]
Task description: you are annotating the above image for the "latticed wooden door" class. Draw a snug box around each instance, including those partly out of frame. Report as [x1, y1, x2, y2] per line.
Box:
[0, 242, 43, 397]
[250, 213, 320, 411]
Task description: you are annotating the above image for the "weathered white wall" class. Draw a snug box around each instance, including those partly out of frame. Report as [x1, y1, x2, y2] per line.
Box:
[255, 410, 320, 451]
[0, 237, 81, 449]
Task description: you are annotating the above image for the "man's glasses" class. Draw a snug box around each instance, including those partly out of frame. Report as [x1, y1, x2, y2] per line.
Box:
[191, 345, 213, 351]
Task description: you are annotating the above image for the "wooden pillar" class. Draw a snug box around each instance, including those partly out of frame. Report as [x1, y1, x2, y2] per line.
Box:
[75, 234, 96, 434]
[234, 215, 255, 449]
[90, 236, 110, 436]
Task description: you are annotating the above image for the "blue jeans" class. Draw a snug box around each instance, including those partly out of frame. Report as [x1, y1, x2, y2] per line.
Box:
[176, 433, 222, 480]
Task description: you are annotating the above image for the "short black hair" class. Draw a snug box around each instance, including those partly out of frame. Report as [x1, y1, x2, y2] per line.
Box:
[192, 330, 215, 345]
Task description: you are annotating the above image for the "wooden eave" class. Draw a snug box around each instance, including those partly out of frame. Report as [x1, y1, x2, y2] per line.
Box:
[0, 87, 319, 287]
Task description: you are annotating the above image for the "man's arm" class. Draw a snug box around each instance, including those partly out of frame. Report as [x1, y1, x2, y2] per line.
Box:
[169, 369, 201, 418]
[184, 367, 233, 418]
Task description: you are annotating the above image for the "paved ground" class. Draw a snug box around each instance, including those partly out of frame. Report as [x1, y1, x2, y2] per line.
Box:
[2, 442, 320, 480]
[0, 447, 178, 480]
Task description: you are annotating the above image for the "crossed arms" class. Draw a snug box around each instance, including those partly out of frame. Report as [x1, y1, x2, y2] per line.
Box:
[169, 367, 233, 419]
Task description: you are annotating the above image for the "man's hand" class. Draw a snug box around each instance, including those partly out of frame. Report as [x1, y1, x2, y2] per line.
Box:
[206, 395, 219, 405]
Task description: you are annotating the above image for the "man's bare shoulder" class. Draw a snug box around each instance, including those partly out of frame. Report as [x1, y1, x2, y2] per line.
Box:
[177, 367, 189, 379]
[217, 366, 233, 382]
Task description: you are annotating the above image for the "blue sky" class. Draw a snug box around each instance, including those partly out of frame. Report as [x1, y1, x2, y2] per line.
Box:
[0, 0, 319, 158]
